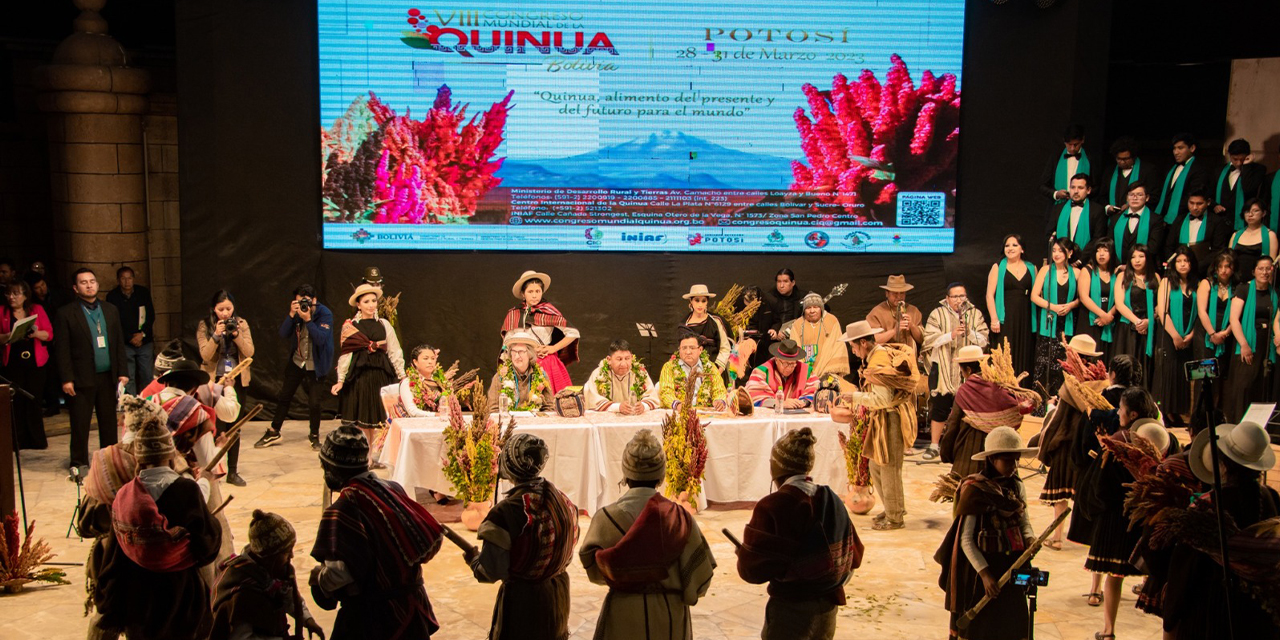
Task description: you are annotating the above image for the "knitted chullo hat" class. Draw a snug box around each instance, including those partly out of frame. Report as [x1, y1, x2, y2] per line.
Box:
[248, 509, 297, 557]
[319, 425, 369, 470]
[134, 418, 177, 466]
[802, 292, 824, 309]
[498, 433, 549, 483]
[85, 445, 137, 505]
[153, 339, 185, 377]
[770, 427, 817, 480]
[622, 429, 666, 482]
[120, 393, 168, 435]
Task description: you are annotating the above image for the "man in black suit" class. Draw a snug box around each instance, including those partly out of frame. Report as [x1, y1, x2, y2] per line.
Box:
[54, 268, 128, 474]
[1212, 138, 1266, 229]
[1109, 181, 1168, 266]
[1038, 123, 1094, 202]
[1101, 136, 1146, 211]
[1262, 141, 1280, 230]
[1154, 132, 1211, 225]
[1169, 190, 1229, 279]
[1046, 173, 1106, 261]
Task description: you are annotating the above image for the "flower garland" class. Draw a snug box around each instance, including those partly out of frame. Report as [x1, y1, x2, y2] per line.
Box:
[667, 352, 716, 408]
[497, 360, 549, 411]
[593, 357, 648, 402]
[406, 365, 452, 412]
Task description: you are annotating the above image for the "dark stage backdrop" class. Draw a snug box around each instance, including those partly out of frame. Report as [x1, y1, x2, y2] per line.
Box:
[175, 0, 1111, 418]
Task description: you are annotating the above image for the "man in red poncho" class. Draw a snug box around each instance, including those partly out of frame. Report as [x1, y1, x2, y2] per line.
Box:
[579, 429, 717, 639]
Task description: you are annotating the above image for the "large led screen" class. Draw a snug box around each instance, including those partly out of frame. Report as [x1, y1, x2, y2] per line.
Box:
[319, 0, 964, 252]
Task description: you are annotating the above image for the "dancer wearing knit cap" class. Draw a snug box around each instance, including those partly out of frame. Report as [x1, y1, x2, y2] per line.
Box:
[310, 425, 444, 639]
[212, 510, 324, 640]
[579, 429, 717, 639]
[89, 416, 222, 640]
[736, 427, 865, 640]
[469, 433, 580, 640]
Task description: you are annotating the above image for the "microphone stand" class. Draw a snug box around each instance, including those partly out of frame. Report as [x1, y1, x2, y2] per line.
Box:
[1202, 373, 1235, 640]
[0, 373, 32, 528]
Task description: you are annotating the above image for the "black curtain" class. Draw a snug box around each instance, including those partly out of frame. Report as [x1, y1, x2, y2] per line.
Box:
[175, 0, 1112, 418]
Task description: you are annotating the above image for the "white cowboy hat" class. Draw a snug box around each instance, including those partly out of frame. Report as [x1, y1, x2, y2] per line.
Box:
[839, 320, 883, 343]
[954, 345, 988, 364]
[681, 284, 717, 300]
[503, 329, 540, 351]
[1066, 334, 1104, 357]
[348, 283, 382, 308]
[512, 270, 551, 300]
[972, 426, 1039, 460]
[1131, 418, 1170, 455]
[879, 275, 914, 292]
[1189, 421, 1276, 484]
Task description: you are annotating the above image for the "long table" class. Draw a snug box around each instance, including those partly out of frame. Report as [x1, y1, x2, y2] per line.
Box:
[380, 410, 850, 514]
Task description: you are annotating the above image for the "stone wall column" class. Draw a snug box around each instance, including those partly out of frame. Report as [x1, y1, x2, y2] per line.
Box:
[33, 0, 151, 296]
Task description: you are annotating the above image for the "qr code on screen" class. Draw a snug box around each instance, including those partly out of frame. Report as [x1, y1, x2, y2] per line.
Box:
[896, 192, 946, 227]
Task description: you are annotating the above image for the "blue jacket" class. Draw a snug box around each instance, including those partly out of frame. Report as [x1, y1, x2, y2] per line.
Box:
[278, 302, 334, 378]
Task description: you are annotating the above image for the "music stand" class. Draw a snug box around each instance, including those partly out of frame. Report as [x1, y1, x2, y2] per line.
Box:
[636, 323, 657, 365]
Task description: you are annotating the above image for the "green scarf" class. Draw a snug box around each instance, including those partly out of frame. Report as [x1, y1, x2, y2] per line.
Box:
[1231, 226, 1272, 258]
[1237, 281, 1278, 363]
[1156, 157, 1196, 223]
[1204, 283, 1231, 356]
[1109, 160, 1140, 207]
[1216, 165, 1247, 230]
[1167, 285, 1197, 338]
[1055, 149, 1090, 197]
[1178, 212, 1208, 245]
[1055, 200, 1092, 248]
[1038, 266, 1076, 338]
[1270, 171, 1280, 230]
[1122, 279, 1155, 357]
[994, 258, 1038, 334]
[1113, 208, 1151, 256]
[1088, 269, 1113, 343]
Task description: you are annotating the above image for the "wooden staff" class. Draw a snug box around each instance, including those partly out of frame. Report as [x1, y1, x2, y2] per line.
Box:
[216, 357, 253, 388]
[440, 523, 478, 557]
[955, 506, 1071, 631]
[210, 494, 234, 516]
[203, 404, 264, 473]
[722, 528, 743, 549]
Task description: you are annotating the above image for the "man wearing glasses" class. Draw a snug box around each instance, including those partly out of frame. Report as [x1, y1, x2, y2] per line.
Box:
[915, 283, 989, 460]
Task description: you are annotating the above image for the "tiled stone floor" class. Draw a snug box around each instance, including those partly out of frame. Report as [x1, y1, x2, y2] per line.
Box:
[3, 421, 1164, 639]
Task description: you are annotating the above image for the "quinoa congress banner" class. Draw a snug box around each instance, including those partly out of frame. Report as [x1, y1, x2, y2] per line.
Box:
[319, 0, 965, 252]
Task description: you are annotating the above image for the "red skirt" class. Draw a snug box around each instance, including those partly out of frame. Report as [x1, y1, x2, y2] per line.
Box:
[539, 355, 572, 393]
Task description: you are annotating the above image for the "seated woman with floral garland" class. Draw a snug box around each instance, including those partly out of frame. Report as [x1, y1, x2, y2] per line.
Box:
[486, 329, 553, 413]
[583, 339, 660, 414]
[658, 331, 728, 411]
[399, 343, 454, 416]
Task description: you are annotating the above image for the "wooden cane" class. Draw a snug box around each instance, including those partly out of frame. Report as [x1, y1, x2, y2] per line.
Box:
[721, 528, 743, 549]
[210, 494, 234, 516]
[216, 357, 254, 388]
[440, 523, 479, 556]
[203, 404, 264, 473]
[954, 507, 1071, 631]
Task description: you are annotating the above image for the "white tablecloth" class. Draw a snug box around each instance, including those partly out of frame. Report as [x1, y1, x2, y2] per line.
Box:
[381, 410, 850, 514]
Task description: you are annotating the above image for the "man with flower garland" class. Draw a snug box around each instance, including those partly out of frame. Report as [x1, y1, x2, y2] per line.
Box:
[486, 330, 553, 412]
[584, 339, 660, 414]
[658, 332, 728, 411]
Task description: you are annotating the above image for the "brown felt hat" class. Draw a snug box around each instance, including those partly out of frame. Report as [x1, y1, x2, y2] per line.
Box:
[879, 275, 914, 292]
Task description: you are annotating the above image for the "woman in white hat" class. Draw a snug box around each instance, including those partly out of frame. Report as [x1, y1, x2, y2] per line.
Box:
[680, 284, 731, 374]
[936, 426, 1036, 640]
[331, 283, 405, 466]
[500, 270, 580, 393]
[1164, 421, 1280, 639]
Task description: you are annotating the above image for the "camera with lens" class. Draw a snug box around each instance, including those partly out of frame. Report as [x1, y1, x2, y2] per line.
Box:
[297, 297, 312, 313]
[221, 317, 239, 335]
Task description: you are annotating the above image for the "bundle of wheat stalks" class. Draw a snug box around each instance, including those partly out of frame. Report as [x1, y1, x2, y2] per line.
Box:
[979, 338, 1042, 410]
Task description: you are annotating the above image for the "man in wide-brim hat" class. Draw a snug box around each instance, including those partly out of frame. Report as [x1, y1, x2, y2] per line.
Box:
[866, 274, 924, 353]
[745, 338, 818, 409]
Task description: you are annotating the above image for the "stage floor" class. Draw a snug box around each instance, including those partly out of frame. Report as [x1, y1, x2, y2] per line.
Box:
[4, 420, 1164, 640]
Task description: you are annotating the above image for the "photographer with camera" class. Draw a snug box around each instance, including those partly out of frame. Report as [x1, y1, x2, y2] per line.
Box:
[256, 284, 333, 450]
[196, 289, 253, 486]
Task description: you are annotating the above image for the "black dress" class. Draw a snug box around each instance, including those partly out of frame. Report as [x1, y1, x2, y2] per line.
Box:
[1223, 282, 1275, 422]
[1, 328, 48, 450]
[1066, 385, 1123, 545]
[1077, 269, 1115, 362]
[1112, 278, 1153, 381]
[992, 265, 1036, 378]
[1033, 268, 1074, 412]
[338, 319, 397, 428]
[1153, 286, 1196, 418]
[1038, 402, 1086, 503]
[1082, 436, 1145, 577]
[1232, 239, 1264, 283]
